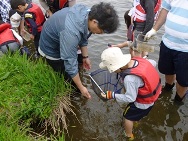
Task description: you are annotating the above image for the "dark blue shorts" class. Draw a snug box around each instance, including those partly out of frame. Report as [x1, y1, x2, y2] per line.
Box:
[123, 103, 153, 121]
[158, 41, 188, 87]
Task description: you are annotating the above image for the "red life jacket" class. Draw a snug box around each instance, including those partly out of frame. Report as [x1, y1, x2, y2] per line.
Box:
[0, 23, 17, 46]
[120, 57, 161, 104]
[133, 0, 161, 22]
[25, 3, 45, 32]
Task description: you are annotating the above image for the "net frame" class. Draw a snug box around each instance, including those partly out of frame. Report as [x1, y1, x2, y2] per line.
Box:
[89, 69, 124, 101]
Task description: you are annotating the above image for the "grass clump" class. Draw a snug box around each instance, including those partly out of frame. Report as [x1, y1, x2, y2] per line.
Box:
[0, 52, 75, 140]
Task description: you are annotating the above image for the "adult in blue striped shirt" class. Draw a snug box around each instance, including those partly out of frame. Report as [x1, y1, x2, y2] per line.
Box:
[39, 2, 119, 99]
[145, 0, 188, 104]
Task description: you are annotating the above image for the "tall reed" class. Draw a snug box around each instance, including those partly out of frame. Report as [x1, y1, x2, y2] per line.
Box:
[0, 52, 75, 140]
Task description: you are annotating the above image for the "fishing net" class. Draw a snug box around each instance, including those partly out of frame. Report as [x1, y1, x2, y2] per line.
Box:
[89, 69, 124, 101]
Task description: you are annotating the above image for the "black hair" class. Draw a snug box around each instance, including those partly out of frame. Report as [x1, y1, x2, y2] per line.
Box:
[124, 10, 131, 29]
[9, 9, 17, 18]
[10, 0, 26, 10]
[89, 2, 119, 33]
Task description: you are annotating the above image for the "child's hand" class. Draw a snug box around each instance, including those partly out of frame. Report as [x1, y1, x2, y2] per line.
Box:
[111, 41, 133, 48]
[20, 29, 27, 36]
[111, 43, 124, 48]
[101, 92, 106, 98]
[127, 41, 133, 47]
[30, 34, 34, 40]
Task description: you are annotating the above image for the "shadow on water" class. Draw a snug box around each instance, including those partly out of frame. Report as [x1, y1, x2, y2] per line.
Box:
[29, 0, 188, 140]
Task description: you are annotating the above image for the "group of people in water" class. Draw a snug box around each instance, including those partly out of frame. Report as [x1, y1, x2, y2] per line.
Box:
[0, 0, 188, 140]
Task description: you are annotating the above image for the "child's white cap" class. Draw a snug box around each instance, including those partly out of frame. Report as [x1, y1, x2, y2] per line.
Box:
[99, 47, 131, 73]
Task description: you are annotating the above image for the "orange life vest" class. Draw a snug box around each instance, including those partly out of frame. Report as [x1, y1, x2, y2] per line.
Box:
[120, 57, 162, 104]
[133, 0, 161, 22]
[0, 23, 17, 46]
[25, 3, 45, 32]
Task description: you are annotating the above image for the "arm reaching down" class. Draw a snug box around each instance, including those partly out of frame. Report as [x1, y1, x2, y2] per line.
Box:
[72, 73, 91, 99]
[145, 8, 169, 40]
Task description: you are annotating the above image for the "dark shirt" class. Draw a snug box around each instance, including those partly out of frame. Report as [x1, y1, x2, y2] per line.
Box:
[134, 0, 158, 35]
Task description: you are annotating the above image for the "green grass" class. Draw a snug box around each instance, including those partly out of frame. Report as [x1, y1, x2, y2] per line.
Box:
[0, 52, 74, 140]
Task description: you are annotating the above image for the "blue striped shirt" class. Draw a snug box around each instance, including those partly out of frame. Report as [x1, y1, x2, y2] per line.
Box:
[0, 0, 11, 23]
[162, 0, 188, 52]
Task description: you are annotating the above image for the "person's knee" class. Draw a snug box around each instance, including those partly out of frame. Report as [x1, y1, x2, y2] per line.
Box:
[1, 42, 20, 54]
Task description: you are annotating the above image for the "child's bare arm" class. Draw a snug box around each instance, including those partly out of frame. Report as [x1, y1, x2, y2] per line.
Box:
[111, 41, 133, 48]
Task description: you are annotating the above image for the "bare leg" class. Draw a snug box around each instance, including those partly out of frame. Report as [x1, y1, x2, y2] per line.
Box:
[124, 119, 134, 137]
[165, 74, 176, 85]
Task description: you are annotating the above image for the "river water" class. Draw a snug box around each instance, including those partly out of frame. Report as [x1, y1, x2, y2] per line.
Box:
[32, 0, 188, 140]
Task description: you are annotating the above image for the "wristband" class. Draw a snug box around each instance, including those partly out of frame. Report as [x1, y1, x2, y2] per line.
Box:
[82, 56, 89, 59]
[106, 91, 115, 99]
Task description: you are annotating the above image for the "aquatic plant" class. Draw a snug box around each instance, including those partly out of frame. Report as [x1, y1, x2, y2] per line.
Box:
[0, 52, 75, 140]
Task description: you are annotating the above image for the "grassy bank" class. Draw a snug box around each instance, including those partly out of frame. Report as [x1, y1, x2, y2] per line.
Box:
[0, 52, 74, 140]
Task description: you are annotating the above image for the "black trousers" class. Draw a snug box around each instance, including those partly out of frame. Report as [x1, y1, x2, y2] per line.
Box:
[45, 58, 72, 82]
[34, 32, 41, 52]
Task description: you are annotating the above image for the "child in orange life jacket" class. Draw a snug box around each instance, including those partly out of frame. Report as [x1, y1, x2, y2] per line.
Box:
[10, 0, 46, 58]
[0, 20, 23, 54]
[99, 47, 161, 140]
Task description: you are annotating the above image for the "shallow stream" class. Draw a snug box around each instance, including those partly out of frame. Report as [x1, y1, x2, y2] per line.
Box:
[29, 0, 188, 140]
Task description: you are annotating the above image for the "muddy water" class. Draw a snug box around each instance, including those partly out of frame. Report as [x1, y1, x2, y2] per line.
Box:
[32, 0, 188, 140]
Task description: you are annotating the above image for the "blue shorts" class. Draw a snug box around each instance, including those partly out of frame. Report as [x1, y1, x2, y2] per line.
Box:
[123, 103, 153, 121]
[158, 41, 188, 87]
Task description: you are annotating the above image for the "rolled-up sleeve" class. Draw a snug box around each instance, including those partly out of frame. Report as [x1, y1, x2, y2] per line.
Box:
[79, 33, 88, 47]
[162, 0, 171, 11]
